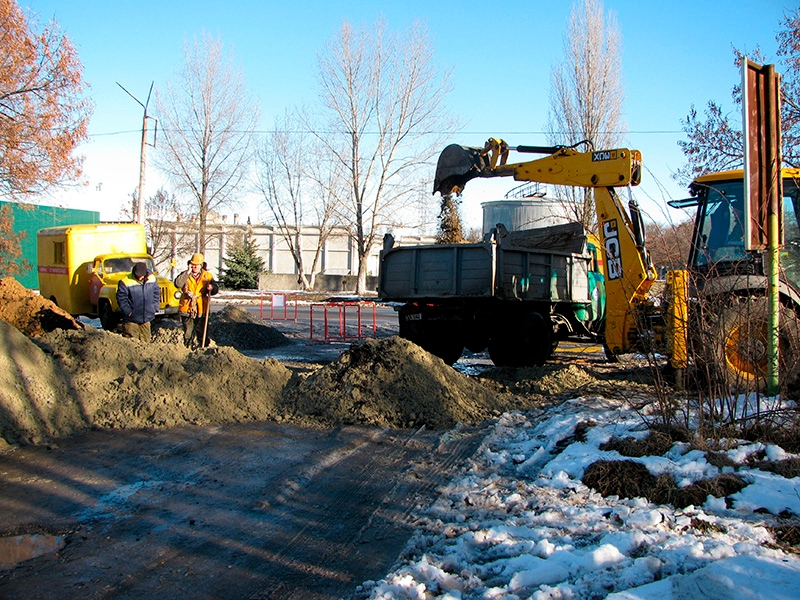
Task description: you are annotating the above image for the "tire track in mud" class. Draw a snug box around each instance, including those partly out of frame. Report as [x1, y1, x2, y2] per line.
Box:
[245, 424, 490, 600]
[0, 421, 489, 600]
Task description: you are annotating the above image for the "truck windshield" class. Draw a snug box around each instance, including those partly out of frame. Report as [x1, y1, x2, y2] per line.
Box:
[103, 257, 156, 274]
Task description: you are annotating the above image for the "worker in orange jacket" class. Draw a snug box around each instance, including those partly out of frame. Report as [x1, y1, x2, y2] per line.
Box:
[174, 253, 219, 348]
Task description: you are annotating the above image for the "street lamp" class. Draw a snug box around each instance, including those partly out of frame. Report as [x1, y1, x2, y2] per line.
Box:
[117, 81, 157, 225]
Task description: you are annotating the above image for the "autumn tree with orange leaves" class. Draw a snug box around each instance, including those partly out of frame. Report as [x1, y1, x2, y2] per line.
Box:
[0, 0, 91, 278]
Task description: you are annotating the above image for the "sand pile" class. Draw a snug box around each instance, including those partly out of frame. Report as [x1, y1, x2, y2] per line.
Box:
[0, 321, 84, 444]
[149, 305, 293, 348]
[0, 278, 83, 336]
[0, 322, 292, 444]
[0, 277, 558, 445]
[280, 336, 515, 429]
[36, 327, 291, 431]
[0, 278, 294, 444]
[208, 305, 292, 350]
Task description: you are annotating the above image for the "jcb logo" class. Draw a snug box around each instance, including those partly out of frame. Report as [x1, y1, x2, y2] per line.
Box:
[603, 219, 622, 280]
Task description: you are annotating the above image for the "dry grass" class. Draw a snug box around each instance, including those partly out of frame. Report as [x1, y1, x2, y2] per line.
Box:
[583, 458, 747, 510]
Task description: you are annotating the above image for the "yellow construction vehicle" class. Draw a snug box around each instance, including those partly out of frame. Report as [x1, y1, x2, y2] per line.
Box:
[669, 168, 800, 389]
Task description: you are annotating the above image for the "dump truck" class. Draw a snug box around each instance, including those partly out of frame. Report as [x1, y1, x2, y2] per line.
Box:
[379, 220, 607, 365]
[37, 223, 180, 330]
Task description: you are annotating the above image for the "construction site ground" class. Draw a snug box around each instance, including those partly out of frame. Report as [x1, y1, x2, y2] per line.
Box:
[0, 280, 657, 599]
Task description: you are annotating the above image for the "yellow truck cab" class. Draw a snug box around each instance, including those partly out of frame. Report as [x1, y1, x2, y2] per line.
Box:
[37, 223, 180, 330]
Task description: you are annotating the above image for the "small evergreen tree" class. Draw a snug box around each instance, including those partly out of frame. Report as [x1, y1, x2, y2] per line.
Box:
[220, 233, 265, 290]
[436, 193, 464, 244]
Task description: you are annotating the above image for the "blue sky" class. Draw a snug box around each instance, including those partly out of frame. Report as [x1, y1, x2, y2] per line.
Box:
[22, 0, 793, 228]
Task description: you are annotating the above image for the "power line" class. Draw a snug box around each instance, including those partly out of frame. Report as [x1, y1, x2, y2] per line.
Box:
[87, 127, 687, 138]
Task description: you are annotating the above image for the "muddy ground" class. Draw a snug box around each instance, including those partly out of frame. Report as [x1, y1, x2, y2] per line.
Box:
[0, 278, 659, 599]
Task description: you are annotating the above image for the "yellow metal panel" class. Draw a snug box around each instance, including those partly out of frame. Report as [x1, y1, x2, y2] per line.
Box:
[665, 270, 689, 369]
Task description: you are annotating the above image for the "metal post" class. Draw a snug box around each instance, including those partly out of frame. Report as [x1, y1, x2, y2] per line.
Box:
[117, 82, 155, 225]
[137, 115, 147, 224]
[766, 65, 782, 395]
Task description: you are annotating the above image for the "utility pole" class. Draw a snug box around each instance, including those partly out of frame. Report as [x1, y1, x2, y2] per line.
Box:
[118, 82, 157, 225]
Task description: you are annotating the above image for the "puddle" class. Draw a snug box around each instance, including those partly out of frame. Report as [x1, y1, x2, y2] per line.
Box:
[0, 533, 65, 570]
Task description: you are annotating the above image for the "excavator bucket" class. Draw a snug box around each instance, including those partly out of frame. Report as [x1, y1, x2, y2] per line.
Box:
[433, 144, 492, 196]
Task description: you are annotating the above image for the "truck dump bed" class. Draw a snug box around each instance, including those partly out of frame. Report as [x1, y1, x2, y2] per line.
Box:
[379, 222, 593, 303]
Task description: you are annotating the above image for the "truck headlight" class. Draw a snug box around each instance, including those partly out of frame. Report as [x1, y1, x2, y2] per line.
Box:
[174, 291, 182, 299]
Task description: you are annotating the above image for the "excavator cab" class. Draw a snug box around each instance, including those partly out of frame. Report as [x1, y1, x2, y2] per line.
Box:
[674, 169, 800, 291]
[668, 169, 800, 390]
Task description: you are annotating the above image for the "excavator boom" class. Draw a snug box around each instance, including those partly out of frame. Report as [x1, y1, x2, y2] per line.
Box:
[433, 138, 642, 196]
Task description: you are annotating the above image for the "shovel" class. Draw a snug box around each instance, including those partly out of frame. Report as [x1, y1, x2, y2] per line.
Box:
[201, 290, 211, 348]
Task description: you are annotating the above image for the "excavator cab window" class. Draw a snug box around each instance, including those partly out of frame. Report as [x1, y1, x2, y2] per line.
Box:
[782, 177, 800, 289]
[690, 174, 800, 291]
[694, 180, 747, 266]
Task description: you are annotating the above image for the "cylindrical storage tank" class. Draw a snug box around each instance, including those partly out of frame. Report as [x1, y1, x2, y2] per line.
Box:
[481, 198, 569, 234]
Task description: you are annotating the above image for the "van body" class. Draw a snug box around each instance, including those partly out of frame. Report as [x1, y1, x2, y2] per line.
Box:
[38, 223, 180, 328]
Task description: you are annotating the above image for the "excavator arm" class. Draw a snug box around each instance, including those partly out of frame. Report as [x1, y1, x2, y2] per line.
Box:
[433, 138, 658, 356]
[433, 138, 642, 195]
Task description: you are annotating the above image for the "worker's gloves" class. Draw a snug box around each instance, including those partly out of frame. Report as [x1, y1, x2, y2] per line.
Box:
[185, 292, 195, 299]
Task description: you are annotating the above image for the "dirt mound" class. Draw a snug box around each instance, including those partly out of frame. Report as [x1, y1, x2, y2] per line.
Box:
[279, 336, 519, 429]
[0, 321, 85, 445]
[0, 278, 83, 337]
[34, 328, 291, 432]
[0, 274, 599, 444]
[0, 321, 292, 444]
[208, 305, 292, 350]
[149, 306, 292, 349]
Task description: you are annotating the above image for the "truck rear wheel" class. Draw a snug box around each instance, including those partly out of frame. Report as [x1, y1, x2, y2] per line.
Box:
[708, 297, 800, 392]
[403, 331, 463, 365]
[398, 306, 464, 365]
[423, 337, 464, 365]
[99, 300, 120, 332]
[488, 312, 551, 367]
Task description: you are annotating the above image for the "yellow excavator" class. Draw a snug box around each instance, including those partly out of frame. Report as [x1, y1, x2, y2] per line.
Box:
[426, 138, 800, 389]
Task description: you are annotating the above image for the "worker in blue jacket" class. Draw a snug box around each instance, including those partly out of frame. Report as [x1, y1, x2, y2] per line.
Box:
[116, 262, 161, 342]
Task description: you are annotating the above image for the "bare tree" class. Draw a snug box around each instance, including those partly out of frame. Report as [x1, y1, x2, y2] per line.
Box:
[118, 187, 193, 276]
[146, 188, 194, 274]
[156, 31, 260, 253]
[255, 110, 341, 290]
[546, 0, 626, 230]
[310, 18, 456, 294]
[644, 218, 694, 273]
[678, 9, 800, 182]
